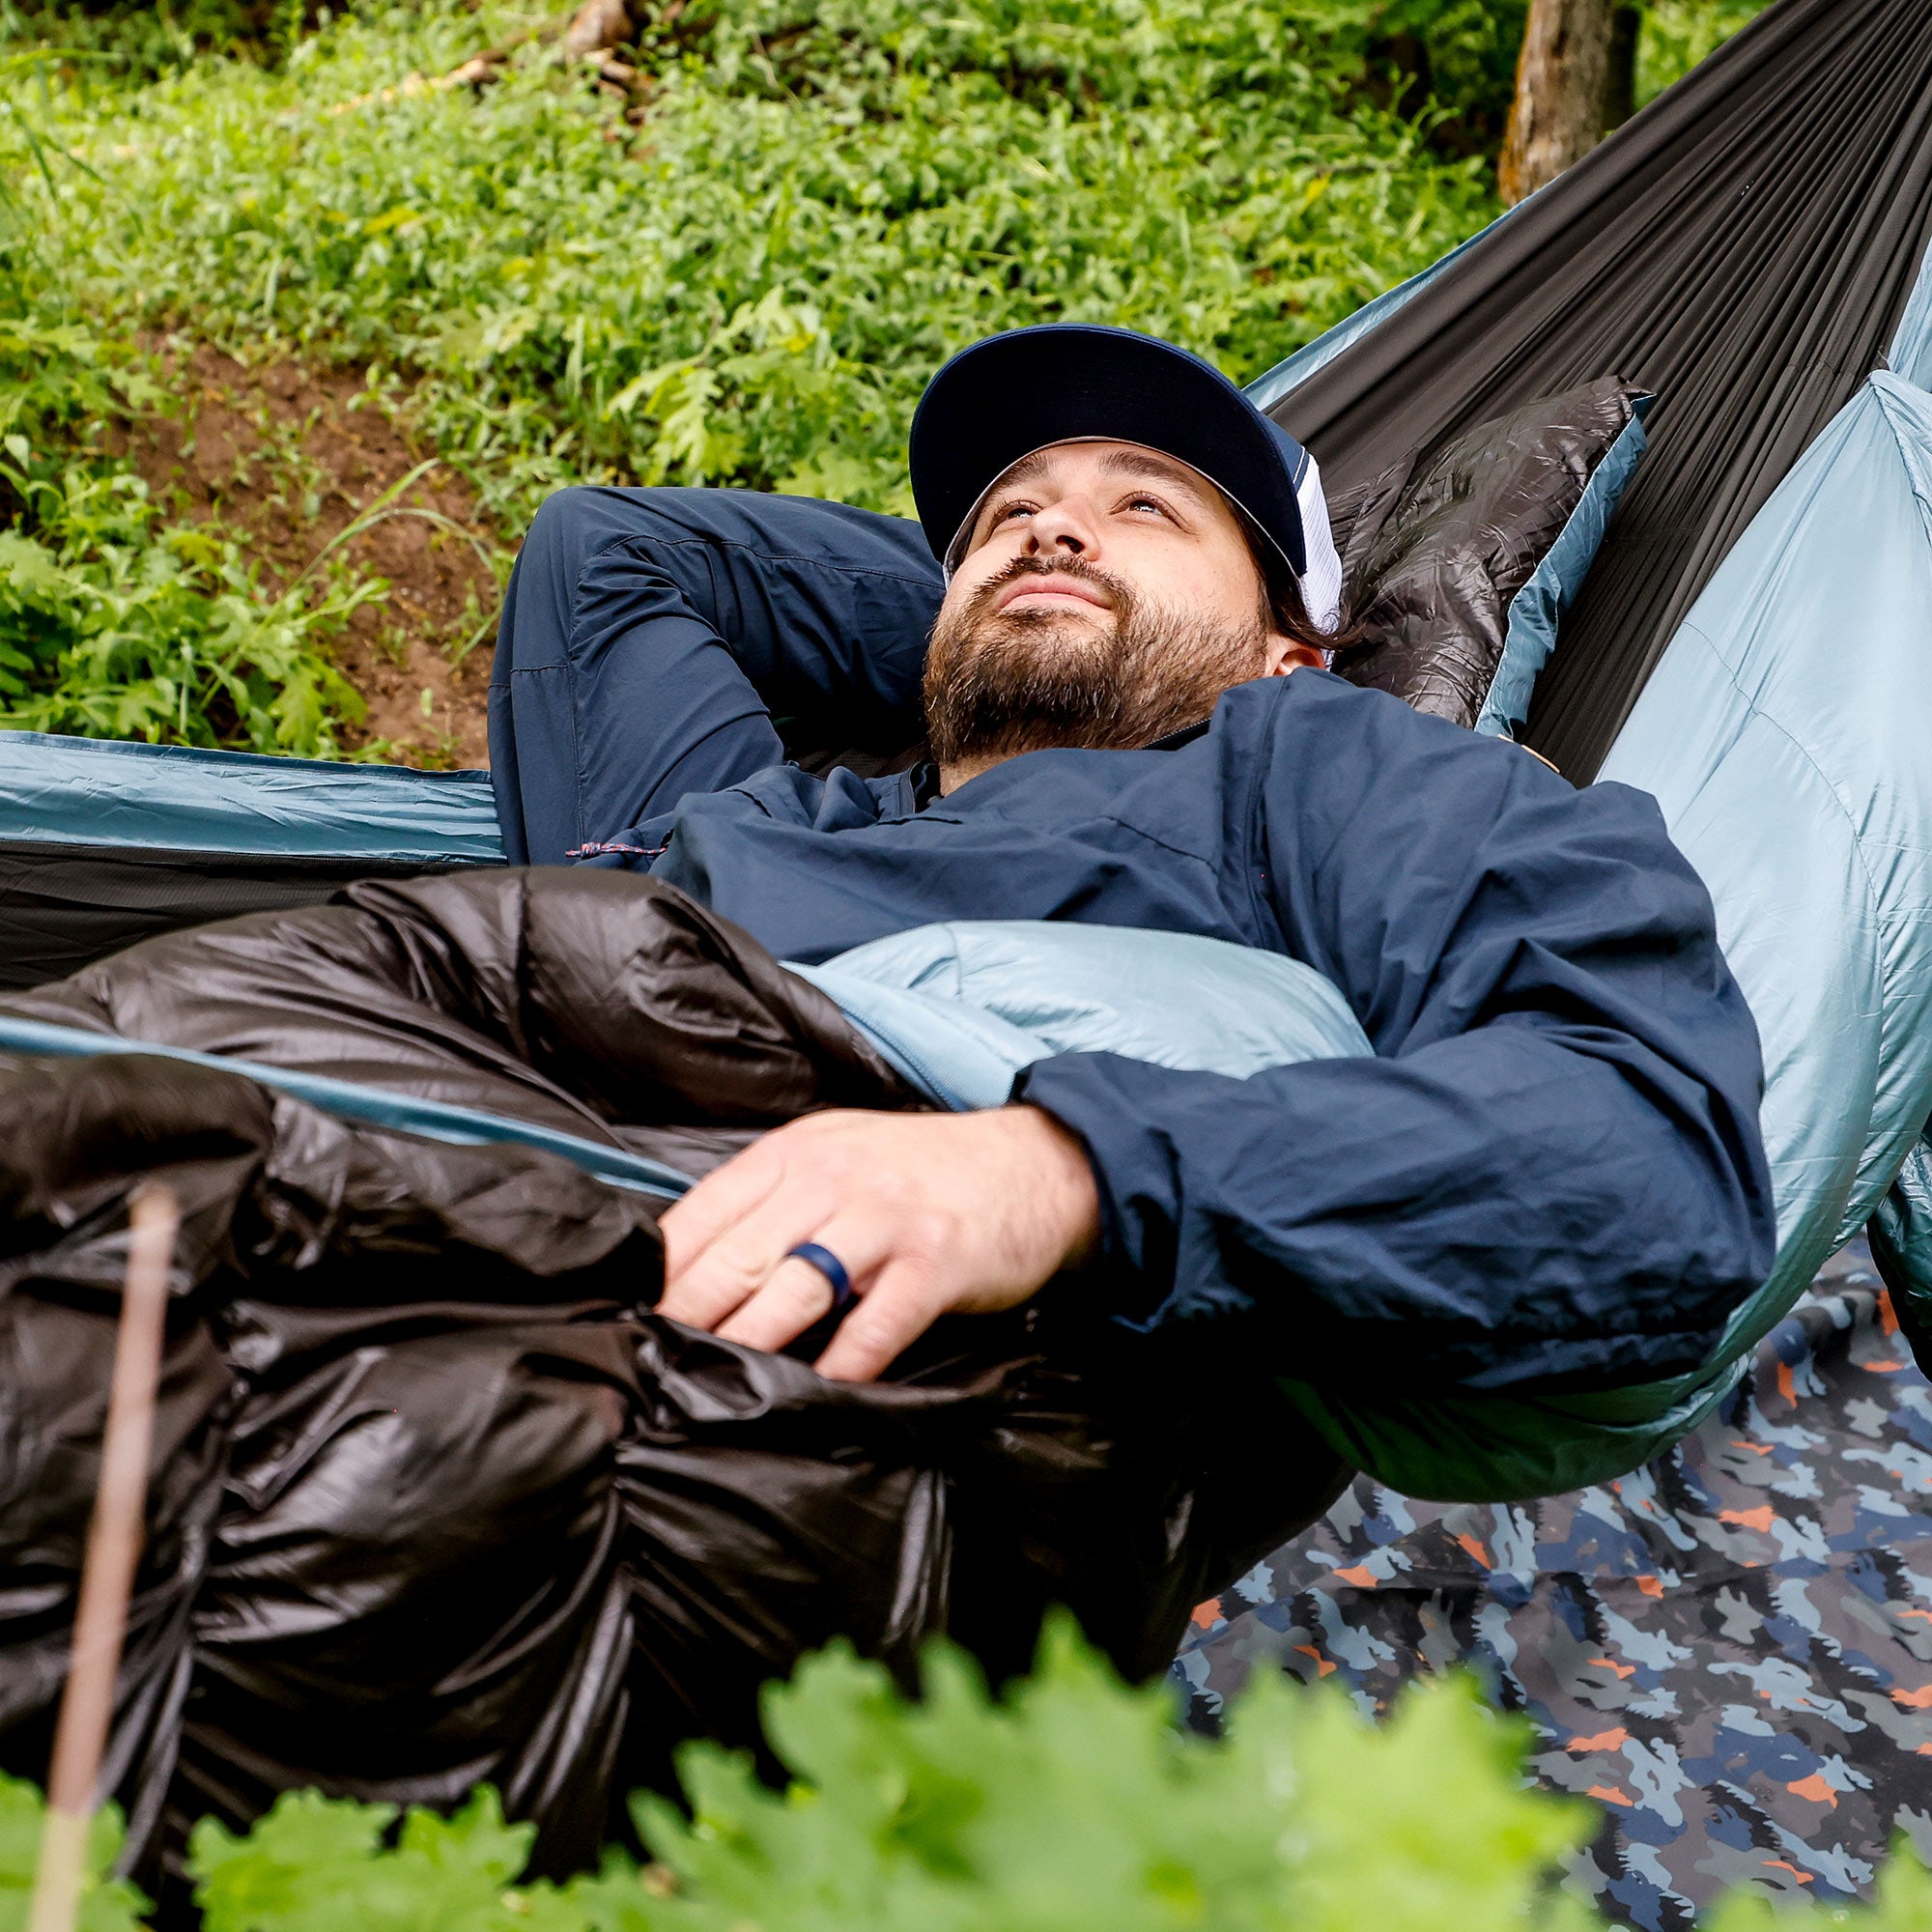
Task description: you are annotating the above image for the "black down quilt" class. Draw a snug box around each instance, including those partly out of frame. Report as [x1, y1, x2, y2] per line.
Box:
[0, 868, 1344, 1906]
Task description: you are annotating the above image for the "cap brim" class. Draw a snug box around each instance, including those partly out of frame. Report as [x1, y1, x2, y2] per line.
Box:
[908, 326, 1308, 580]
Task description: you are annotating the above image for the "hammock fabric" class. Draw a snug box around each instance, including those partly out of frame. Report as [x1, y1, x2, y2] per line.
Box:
[1254, 0, 1932, 781]
[0, 732, 499, 989]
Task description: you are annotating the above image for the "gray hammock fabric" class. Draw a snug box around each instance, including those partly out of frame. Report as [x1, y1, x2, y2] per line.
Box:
[1255, 0, 1932, 781]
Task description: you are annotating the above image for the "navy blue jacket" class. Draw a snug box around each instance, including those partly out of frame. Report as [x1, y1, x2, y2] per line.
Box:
[490, 486, 1776, 1396]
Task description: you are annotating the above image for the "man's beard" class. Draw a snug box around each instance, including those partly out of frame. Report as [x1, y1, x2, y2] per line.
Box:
[923, 556, 1270, 770]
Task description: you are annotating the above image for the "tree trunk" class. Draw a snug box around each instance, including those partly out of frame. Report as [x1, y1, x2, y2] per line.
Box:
[1605, 4, 1640, 131]
[1497, 0, 1629, 206]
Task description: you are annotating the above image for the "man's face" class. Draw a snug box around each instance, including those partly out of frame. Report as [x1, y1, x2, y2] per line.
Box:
[923, 440, 1321, 785]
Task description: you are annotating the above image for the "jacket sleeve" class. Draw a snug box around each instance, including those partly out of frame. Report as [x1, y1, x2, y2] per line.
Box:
[489, 488, 941, 863]
[1014, 679, 1777, 1394]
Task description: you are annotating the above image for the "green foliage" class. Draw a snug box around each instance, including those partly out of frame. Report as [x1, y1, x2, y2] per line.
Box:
[1359, 0, 1530, 155]
[0, 278, 378, 753]
[0, 3, 307, 77]
[628, 1615, 1599, 1931]
[0, 1779, 150, 1932]
[192, 1786, 538, 1932]
[4, 0, 1496, 532]
[1635, 0, 1775, 108]
[5, 1619, 1929, 1929]
[0, 24, 386, 753]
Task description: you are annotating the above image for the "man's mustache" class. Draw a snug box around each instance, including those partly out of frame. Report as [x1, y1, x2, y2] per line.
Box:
[967, 554, 1131, 620]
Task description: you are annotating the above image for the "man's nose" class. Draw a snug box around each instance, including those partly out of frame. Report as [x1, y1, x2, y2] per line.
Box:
[1026, 496, 1098, 557]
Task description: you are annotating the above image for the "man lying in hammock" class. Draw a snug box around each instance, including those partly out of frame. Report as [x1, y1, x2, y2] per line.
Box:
[490, 323, 1776, 1401]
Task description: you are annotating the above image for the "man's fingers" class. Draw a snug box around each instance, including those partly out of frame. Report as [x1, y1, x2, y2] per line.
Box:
[658, 1139, 841, 1333]
[655, 1108, 1091, 1364]
[711, 1206, 895, 1350]
[712, 1253, 836, 1350]
[812, 1263, 944, 1383]
[659, 1139, 786, 1289]
[658, 1220, 801, 1331]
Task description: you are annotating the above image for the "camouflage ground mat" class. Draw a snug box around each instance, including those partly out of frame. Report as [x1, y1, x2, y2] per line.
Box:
[1175, 1239, 1932, 1929]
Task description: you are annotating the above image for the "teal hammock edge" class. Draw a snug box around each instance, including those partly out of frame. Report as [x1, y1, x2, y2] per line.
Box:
[0, 729, 504, 864]
[0, 1015, 692, 1201]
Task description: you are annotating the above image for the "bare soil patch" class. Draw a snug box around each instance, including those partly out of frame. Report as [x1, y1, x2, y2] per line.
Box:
[126, 342, 503, 768]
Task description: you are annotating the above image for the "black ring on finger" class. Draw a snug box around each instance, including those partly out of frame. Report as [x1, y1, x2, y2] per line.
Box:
[786, 1241, 855, 1309]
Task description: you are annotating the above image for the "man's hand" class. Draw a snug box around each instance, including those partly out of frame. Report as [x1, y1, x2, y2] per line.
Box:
[656, 1106, 1102, 1381]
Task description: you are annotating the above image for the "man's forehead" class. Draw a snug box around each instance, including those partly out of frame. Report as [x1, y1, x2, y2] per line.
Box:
[986, 440, 1217, 499]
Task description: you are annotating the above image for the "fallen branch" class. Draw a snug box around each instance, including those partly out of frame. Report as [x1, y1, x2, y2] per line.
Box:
[560, 0, 635, 61]
[327, 1, 642, 116]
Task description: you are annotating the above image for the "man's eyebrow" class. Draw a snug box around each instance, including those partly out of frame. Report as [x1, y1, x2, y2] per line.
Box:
[984, 447, 1053, 497]
[1095, 446, 1213, 499]
[977, 443, 1214, 521]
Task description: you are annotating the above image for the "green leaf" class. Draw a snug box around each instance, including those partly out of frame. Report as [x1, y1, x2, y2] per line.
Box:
[636, 1611, 1605, 1932]
[0, 532, 70, 598]
[1866, 1835, 1932, 1931]
[394, 1787, 535, 1896]
[190, 1791, 399, 1932]
[190, 1787, 541, 1932]
[1260, 1668, 1596, 1931]
[0, 1777, 150, 1932]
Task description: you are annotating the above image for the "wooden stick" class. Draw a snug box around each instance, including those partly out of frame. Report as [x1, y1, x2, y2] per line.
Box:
[27, 1185, 180, 1932]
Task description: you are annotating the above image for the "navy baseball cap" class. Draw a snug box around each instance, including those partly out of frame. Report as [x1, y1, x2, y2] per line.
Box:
[908, 324, 1313, 582]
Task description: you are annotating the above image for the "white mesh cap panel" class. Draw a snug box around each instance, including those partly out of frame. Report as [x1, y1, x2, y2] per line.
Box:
[1297, 454, 1343, 635]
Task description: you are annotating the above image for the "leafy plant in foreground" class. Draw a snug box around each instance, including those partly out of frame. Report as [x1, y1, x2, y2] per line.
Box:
[6, 1618, 1932, 1930]
[0, 1779, 146, 1932]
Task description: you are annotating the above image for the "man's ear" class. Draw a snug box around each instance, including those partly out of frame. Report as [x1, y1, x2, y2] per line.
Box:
[1261, 633, 1328, 677]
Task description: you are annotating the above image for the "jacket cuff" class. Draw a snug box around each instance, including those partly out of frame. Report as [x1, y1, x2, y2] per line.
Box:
[1011, 1053, 1180, 1326]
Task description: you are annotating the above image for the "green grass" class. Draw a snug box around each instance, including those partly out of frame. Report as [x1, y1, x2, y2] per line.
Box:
[21, 0, 1498, 522]
[0, 201, 379, 753]
[1636, 0, 1772, 108]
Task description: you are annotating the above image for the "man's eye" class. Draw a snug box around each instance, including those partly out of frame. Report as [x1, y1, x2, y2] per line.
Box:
[991, 500, 1036, 526]
[1123, 495, 1170, 518]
